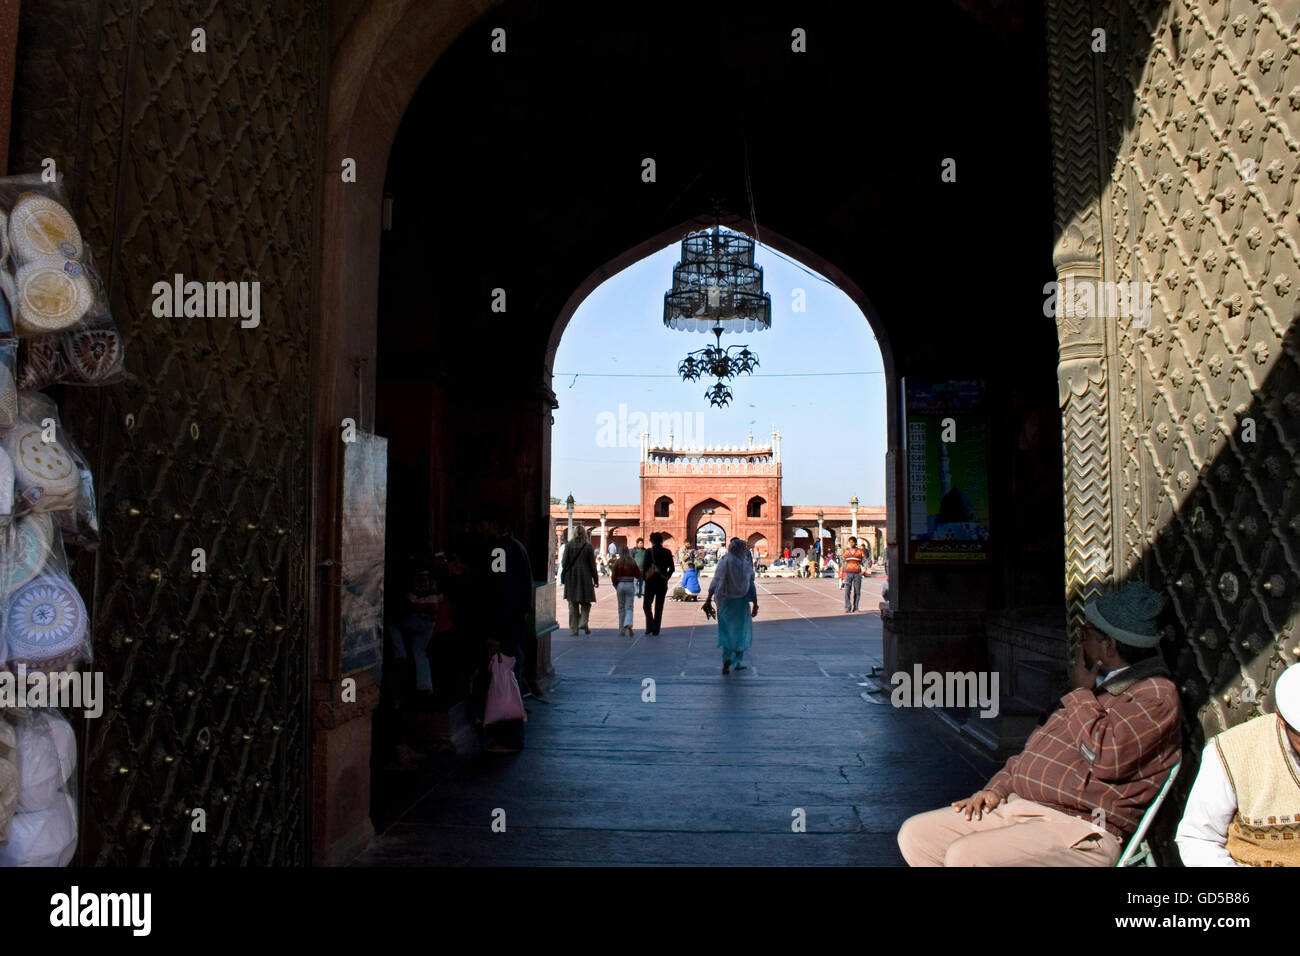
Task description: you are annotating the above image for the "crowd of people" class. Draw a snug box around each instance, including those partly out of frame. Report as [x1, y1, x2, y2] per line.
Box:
[560, 530, 677, 637]
[559, 533, 765, 675]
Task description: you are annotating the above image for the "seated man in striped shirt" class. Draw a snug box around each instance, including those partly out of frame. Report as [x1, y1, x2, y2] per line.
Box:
[897, 582, 1182, 866]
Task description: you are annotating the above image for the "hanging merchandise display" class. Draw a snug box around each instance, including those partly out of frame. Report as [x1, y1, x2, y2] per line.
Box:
[0, 175, 126, 390]
[0, 709, 78, 867]
[12, 391, 100, 548]
[0, 172, 121, 867]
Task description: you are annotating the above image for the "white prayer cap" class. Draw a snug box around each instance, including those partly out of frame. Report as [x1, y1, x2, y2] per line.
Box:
[1277, 663, 1300, 731]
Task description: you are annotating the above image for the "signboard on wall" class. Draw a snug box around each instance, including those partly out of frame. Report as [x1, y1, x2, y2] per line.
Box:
[903, 379, 989, 563]
[885, 449, 897, 543]
[341, 432, 388, 676]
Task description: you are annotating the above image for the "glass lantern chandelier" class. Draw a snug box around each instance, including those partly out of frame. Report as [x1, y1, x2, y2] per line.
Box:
[664, 224, 771, 407]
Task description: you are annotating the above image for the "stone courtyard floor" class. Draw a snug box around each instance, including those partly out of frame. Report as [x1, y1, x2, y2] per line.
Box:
[358, 574, 998, 865]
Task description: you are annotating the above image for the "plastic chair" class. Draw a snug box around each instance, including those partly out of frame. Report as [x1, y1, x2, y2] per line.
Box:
[1116, 761, 1181, 867]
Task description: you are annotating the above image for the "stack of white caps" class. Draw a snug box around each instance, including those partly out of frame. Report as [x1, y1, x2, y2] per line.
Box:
[9, 195, 92, 335]
[0, 710, 77, 866]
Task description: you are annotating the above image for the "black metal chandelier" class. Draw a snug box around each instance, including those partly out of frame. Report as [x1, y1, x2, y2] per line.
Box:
[664, 225, 771, 407]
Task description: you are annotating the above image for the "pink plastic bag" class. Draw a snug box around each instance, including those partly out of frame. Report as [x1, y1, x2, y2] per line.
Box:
[484, 653, 527, 726]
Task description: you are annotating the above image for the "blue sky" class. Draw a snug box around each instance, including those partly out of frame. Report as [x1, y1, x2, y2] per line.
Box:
[551, 238, 886, 506]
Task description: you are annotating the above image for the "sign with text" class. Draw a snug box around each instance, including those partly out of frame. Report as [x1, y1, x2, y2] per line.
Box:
[902, 379, 990, 563]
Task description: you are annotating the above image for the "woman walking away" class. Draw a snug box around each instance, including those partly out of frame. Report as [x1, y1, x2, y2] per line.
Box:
[561, 525, 598, 635]
[702, 538, 759, 675]
[610, 544, 642, 636]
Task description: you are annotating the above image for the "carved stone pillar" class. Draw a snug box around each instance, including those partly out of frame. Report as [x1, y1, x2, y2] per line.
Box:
[1054, 230, 1112, 640]
[1046, 0, 1114, 642]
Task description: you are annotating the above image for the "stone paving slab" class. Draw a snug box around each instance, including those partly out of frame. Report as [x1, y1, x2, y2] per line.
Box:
[359, 576, 999, 866]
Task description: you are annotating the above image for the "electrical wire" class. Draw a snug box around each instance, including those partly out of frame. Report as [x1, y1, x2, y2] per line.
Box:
[755, 241, 838, 286]
[743, 136, 761, 248]
[561, 370, 883, 386]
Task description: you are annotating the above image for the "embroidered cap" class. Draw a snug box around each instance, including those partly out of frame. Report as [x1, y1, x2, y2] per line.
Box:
[3, 423, 80, 513]
[2, 573, 88, 670]
[1276, 663, 1300, 732]
[1083, 581, 1164, 648]
[3, 514, 55, 590]
[8, 194, 83, 263]
[14, 259, 93, 333]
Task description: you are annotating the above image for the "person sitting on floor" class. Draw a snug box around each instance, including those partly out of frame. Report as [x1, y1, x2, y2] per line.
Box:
[896, 581, 1182, 866]
[681, 563, 701, 601]
[1175, 662, 1300, 867]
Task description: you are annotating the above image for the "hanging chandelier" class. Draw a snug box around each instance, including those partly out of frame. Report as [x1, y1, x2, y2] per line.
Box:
[664, 224, 771, 408]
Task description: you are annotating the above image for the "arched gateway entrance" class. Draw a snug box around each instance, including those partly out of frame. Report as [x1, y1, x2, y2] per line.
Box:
[310, 0, 1300, 867]
[313, 0, 1063, 865]
[7, 0, 1291, 872]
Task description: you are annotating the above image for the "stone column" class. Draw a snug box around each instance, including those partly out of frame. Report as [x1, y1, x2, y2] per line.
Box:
[1046, 0, 1114, 643]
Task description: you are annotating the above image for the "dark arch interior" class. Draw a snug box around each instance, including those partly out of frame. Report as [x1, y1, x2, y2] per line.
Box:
[372, 0, 1064, 818]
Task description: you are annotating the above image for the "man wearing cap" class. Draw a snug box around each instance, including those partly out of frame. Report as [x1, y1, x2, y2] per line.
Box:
[897, 581, 1182, 866]
[1175, 663, 1300, 866]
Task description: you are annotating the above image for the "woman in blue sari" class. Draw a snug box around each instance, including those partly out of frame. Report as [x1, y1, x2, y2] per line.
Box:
[702, 538, 759, 675]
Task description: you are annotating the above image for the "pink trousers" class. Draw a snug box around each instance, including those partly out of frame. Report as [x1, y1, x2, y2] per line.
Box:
[897, 794, 1122, 867]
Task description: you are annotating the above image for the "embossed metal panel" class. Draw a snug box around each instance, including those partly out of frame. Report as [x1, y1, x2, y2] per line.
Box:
[1108, 0, 1300, 738]
[1047, 0, 1300, 858]
[11, 0, 323, 864]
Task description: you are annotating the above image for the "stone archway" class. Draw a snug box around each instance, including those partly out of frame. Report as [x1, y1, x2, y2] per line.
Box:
[686, 498, 731, 546]
[313, 0, 507, 867]
[695, 520, 726, 548]
[322, 0, 1073, 868]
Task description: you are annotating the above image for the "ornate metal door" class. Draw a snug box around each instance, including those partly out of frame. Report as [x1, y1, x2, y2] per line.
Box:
[1047, 0, 1300, 853]
[10, 0, 323, 864]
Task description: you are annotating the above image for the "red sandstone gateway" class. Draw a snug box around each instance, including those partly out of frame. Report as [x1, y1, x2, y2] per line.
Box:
[550, 430, 885, 562]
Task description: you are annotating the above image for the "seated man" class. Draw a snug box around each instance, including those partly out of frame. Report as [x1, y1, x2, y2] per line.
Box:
[897, 581, 1181, 866]
[1176, 662, 1300, 867]
[681, 563, 701, 600]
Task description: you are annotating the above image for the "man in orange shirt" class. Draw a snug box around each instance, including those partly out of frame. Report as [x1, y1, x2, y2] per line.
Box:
[843, 536, 867, 612]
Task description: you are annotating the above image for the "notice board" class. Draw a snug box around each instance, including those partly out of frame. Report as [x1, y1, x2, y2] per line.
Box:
[903, 379, 990, 564]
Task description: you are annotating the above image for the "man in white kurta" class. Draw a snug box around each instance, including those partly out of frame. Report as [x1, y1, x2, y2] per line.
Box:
[1175, 663, 1300, 866]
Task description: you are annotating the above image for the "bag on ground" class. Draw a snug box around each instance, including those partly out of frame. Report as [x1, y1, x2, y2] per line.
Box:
[484, 652, 527, 725]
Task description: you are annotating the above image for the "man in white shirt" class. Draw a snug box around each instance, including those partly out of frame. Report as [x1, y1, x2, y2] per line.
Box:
[1175, 663, 1300, 866]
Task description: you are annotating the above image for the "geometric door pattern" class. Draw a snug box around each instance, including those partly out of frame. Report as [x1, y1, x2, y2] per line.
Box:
[10, 0, 323, 863]
[1048, 0, 1299, 748]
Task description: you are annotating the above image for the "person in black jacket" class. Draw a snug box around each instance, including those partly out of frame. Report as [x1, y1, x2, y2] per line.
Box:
[639, 531, 675, 636]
